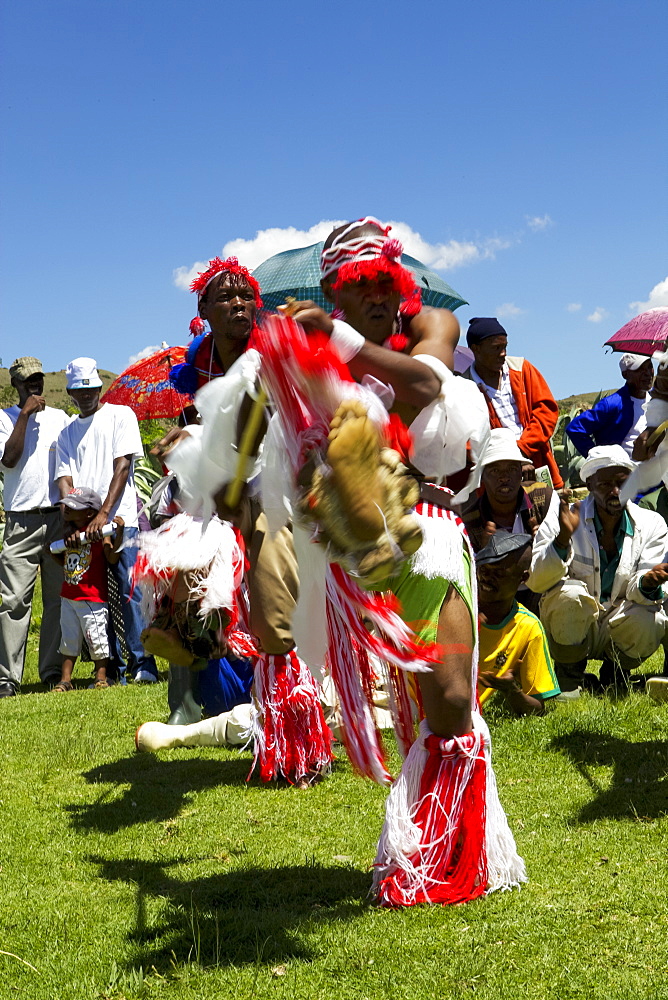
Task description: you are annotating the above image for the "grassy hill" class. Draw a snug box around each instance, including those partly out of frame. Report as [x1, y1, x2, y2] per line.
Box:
[0, 367, 117, 411]
[557, 388, 615, 414]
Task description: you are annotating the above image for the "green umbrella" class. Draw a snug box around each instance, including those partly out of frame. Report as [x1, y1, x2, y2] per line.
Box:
[252, 242, 468, 313]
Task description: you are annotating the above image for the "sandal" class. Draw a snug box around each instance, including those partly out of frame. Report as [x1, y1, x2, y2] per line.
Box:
[52, 680, 74, 693]
[88, 679, 112, 689]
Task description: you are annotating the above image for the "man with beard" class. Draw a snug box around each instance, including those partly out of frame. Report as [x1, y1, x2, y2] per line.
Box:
[530, 444, 668, 694]
[284, 217, 523, 906]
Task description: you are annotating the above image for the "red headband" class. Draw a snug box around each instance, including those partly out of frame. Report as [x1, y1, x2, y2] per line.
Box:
[188, 256, 262, 336]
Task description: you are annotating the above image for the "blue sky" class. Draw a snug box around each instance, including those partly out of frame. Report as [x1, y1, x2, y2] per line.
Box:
[1, 0, 666, 398]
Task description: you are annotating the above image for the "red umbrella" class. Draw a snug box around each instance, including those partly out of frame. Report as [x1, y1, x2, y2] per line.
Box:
[101, 344, 192, 420]
[604, 308, 668, 357]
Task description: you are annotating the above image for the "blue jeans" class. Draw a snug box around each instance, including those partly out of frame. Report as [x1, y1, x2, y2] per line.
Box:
[108, 526, 158, 681]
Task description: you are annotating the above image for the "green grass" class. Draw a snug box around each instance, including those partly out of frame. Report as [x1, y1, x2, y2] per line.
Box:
[1, 581, 667, 999]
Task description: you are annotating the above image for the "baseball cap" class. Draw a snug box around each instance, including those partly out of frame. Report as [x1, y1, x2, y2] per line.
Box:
[619, 353, 649, 373]
[9, 357, 43, 381]
[60, 487, 103, 512]
[66, 357, 103, 390]
[475, 532, 533, 566]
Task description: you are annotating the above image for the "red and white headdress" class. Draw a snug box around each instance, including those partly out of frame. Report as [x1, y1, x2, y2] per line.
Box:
[188, 256, 262, 337]
[320, 217, 421, 318]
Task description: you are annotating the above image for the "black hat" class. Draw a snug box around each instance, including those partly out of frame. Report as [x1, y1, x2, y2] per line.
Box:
[466, 317, 507, 347]
[475, 532, 533, 566]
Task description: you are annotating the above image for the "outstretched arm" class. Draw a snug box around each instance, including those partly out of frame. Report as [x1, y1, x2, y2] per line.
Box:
[85, 455, 132, 541]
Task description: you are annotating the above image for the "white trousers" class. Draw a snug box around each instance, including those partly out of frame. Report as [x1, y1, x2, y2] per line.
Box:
[540, 578, 668, 665]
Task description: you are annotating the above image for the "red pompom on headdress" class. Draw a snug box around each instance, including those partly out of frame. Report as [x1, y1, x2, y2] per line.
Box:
[190, 256, 263, 307]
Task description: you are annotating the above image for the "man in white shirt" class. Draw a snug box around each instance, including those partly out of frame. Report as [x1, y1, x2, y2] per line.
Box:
[55, 357, 158, 683]
[0, 357, 70, 696]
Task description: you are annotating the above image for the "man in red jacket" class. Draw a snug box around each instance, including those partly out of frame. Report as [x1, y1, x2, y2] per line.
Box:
[462, 317, 563, 488]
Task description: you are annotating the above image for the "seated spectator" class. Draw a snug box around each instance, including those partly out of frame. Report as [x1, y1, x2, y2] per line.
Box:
[459, 428, 554, 550]
[50, 488, 125, 691]
[528, 445, 668, 695]
[566, 353, 653, 458]
[462, 317, 563, 488]
[458, 428, 555, 612]
[476, 533, 560, 715]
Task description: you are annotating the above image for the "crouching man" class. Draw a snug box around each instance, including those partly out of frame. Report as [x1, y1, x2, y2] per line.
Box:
[529, 445, 668, 693]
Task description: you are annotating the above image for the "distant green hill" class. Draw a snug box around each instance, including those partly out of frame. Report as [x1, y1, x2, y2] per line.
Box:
[557, 388, 615, 414]
[0, 368, 117, 411]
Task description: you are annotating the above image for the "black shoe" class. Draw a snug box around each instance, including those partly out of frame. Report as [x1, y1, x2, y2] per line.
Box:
[581, 672, 604, 694]
[0, 680, 18, 698]
[599, 659, 631, 691]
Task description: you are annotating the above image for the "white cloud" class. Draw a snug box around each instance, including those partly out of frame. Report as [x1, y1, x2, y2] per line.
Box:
[526, 214, 553, 232]
[587, 307, 608, 323]
[566, 302, 582, 312]
[128, 343, 166, 365]
[173, 219, 514, 290]
[629, 276, 668, 314]
[496, 302, 525, 318]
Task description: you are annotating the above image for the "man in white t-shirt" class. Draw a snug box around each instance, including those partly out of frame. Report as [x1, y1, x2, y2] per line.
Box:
[0, 357, 71, 696]
[55, 357, 158, 683]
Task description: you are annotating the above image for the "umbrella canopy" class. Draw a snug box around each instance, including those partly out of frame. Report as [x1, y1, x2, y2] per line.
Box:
[604, 308, 668, 357]
[101, 345, 191, 420]
[253, 242, 468, 313]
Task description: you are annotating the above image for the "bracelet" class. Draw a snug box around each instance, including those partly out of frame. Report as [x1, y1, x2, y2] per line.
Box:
[330, 319, 365, 363]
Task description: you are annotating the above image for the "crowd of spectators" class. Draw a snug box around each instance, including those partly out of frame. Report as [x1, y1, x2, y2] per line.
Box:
[2, 316, 668, 715]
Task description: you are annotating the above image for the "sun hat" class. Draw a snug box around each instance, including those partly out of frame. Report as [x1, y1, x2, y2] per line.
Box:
[66, 357, 103, 390]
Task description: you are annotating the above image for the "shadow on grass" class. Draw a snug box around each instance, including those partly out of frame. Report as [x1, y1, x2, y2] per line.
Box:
[551, 727, 668, 822]
[67, 755, 253, 832]
[91, 855, 370, 969]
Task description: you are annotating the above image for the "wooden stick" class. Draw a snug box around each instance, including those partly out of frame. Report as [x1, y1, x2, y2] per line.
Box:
[223, 388, 268, 510]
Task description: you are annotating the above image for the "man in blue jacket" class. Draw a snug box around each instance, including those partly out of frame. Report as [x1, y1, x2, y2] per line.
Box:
[566, 354, 653, 458]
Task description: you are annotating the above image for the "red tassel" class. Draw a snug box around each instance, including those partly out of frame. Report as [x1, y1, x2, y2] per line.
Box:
[252, 651, 334, 783]
[375, 731, 488, 907]
[189, 316, 206, 337]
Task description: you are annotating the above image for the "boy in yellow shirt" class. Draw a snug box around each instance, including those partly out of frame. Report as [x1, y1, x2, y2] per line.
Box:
[476, 533, 560, 715]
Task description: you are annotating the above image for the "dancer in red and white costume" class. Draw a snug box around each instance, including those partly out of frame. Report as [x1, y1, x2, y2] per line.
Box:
[279, 218, 525, 904]
[142, 256, 333, 786]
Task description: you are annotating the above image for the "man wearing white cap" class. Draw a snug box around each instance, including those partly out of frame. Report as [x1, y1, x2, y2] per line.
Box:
[457, 428, 556, 614]
[0, 357, 70, 695]
[566, 354, 653, 459]
[458, 428, 555, 549]
[529, 444, 668, 693]
[55, 358, 158, 683]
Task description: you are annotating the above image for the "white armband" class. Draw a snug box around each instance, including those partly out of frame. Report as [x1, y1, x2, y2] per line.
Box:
[646, 397, 668, 427]
[330, 319, 365, 363]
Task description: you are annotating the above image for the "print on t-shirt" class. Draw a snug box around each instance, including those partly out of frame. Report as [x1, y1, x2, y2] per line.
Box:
[64, 545, 93, 585]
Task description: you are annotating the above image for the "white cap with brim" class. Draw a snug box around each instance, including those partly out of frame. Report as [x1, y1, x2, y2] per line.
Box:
[619, 353, 649, 373]
[458, 427, 525, 499]
[66, 357, 103, 390]
[580, 444, 635, 483]
[477, 427, 525, 468]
